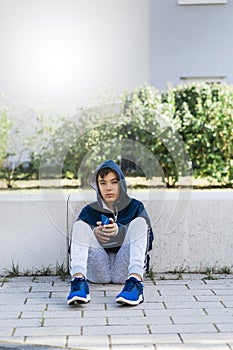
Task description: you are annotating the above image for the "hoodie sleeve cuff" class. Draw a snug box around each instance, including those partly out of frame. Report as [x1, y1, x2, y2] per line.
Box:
[114, 223, 119, 236]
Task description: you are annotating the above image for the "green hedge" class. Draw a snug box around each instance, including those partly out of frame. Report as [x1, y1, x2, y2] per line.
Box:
[62, 83, 232, 187]
[169, 83, 233, 185]
[0, 83, 232, 188]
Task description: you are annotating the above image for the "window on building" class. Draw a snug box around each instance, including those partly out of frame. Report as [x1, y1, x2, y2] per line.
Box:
[180, 76, 227, 84]
[177, 0, 227, 5]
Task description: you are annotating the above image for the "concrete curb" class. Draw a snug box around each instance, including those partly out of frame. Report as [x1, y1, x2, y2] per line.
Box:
[0, 341, 67, 350]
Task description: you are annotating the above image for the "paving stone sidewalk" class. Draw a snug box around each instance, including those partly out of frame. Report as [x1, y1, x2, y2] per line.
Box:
[0, 274, 233, 350]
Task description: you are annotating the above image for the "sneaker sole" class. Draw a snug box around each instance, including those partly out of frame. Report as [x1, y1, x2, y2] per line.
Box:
[115, 294, 144, 306]
[67, 295, 91, 305]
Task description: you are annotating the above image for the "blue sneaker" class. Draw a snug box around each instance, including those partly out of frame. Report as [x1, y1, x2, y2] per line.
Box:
[115, 277, 144, 305]
[67, 277, 90, 305]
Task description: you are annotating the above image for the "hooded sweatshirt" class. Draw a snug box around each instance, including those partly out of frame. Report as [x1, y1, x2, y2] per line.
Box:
[78, 160, 154, 258]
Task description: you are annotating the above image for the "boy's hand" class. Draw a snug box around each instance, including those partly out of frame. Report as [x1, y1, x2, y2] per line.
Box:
[94, 218, 118, 243]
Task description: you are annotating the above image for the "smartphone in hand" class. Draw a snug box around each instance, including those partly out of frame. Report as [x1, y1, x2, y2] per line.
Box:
[101, 214, 110, 225]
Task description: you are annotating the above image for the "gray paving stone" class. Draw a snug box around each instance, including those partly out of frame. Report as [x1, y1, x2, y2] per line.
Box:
[85, 296, 114, 304]
[159, 288, 215, 296]
[150, 323, 217, 334]
[164, 301, 225, 309]
[185, 283, 215, 289]
[213, 289, 233, 295]
[14, 326, 81, 337]
[25, 298, 64, 305]
[205, 308, 233, 316]
[108, 316, 171, 325]
[172, 315, 233, 324]
[144, 308, 206, 317]
[26, 336, 67, 348]
[0, 287, 30, 293]
[48, 302, 105, 311]
[182, 331, 233, 343]
[29, 286, 59, 292]
[220, 300, 233, 307]
[0, 304, 45, 312]
[189, 289, 216, 296]
[19, 311, 48, 319]
[215, 323, 233, 332]
[0, 319, 41, 327]
[149, 295, 196, 302]
[111, 333, 181, 345]
[2, 277, 34, 284]
[68, 334, 109, 350]
[47, 291, 68, 298]
[155, 274, 205, 283]
[204, 279, 233, 286]
[83, 309, 144, 318]
[107, 302, 165, 310]
[24, 292, 51, 298]
[27, 277, 57, 283]
[0, 297, 27, 305]
[156, 344, 230, 350]
[112, 345, 155, 349]
[195, 295, 233, 301]
[0, 336, 25, 343]
[44, 316, 106, 327]
[21, 310, 82, 319]
[0, 312, 22, 319]
[83, 324, 148, 335]
[15, 305, 47, 312]
[0, 328, 14, 337]
[156, 286, 190, 296]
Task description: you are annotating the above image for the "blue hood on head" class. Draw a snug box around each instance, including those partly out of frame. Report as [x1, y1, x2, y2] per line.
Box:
[90, 159, 127, 192]
[89, 159, 129, 208]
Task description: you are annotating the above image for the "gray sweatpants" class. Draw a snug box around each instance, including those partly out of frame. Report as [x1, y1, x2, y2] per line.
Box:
[70, 217, 148, 283]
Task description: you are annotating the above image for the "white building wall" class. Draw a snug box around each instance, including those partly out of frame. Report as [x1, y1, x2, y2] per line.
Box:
[150, 0, 233, 89]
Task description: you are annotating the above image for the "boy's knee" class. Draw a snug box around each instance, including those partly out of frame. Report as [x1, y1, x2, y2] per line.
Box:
[129, 217, 147, 229]
[73, 220, 89, 231]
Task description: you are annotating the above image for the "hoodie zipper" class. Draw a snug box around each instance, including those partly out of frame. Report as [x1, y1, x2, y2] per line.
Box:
[101, 200, 118, 222]
[114, 207, 118, 222]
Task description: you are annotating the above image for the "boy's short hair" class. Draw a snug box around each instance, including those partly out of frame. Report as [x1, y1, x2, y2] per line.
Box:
[97, 167, 119, 180]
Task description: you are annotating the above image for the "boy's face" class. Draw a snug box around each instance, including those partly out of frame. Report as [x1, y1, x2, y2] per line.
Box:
[97, 170, 120, 208]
